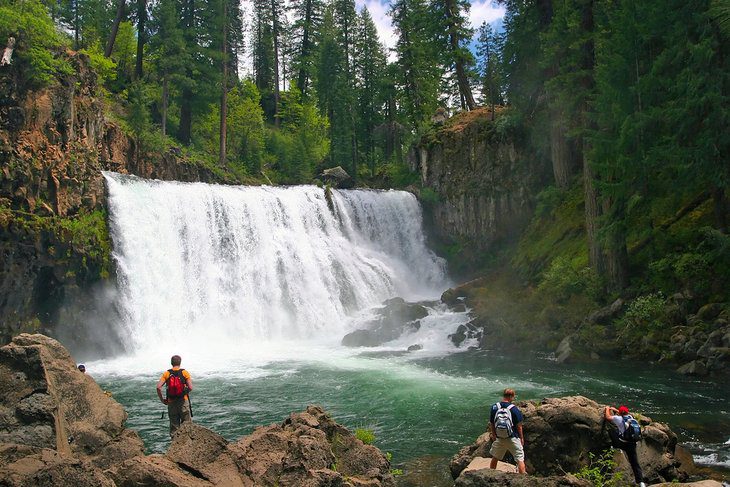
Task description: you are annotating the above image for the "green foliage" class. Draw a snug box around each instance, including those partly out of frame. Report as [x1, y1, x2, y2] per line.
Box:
[538, 256, 600, 303]
[354, 428, 375, 445]
[575, 449, 623, 487]
[0, 0, 72, 88]
[56, 210, 112, 279]
[80, 43, 116, 87]
[616, 293, 666, 334]
[383, 162, 419, 188]
[419, 187, 441, 205]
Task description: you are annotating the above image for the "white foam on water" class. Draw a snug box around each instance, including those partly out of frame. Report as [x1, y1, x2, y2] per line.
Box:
[100, 173, 469, 375]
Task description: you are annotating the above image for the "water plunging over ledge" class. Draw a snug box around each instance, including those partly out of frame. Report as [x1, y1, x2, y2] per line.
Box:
[88, 173, 730, 478]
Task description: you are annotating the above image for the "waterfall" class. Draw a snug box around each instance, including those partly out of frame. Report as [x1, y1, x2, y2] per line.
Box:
[104, 173, 449, 354]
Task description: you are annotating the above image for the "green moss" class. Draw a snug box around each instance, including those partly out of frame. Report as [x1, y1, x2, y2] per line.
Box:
[513, 183, 587, 282]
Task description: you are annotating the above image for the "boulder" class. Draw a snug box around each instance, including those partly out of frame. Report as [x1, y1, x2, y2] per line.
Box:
[677, 360, 708, 376]
[342, 298, 427, 347]
[321, 166, 354, 189]
[1, 335, 396, 487]
[451, 396, 687, 484]
[228, 405, 395, 487]
[695, 303, 725, 322]
[585, 298, 624, 325]
[0, 334, 144, 485]
[449, 321, 483, 348]
[441, 278, 488, 307]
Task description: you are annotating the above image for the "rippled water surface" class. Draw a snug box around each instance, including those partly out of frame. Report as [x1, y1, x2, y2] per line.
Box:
[94, 349, 730, 480]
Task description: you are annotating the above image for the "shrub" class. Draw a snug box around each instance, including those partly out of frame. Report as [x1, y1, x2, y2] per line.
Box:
[575, 449, 624, 487]
[538, 256, 601, 303]
[0, 0, 72, 88]
[354, 428, 375, 445]
[615, 292, 666, 335]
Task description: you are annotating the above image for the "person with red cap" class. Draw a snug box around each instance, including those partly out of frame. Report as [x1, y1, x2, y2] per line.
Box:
[605, 405, 645, 486]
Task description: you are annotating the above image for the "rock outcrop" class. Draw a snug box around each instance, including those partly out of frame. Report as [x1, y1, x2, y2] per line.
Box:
[0, 334, 396, 487]
[451, 396, 693, 484]
[342, 297, 428, 347]
[409, 108, 550, 264]
[0, 333, 144, 485]
[0, 50, 251, 346]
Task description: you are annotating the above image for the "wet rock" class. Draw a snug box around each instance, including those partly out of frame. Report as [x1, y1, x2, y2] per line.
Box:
[320, 166, 354, 189]
[441, 278, 487, 306]
[108, 455, 214, 487]
[451, 396, 685, 483]
[342, 298, 427, 347]
[449, 321, 483, 348]
[407, 344, 423, 352]
[677, 360, 708, 376]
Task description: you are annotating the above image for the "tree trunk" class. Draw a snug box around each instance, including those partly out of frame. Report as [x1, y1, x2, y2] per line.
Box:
[583, 151, 604, 277]
[297, 0, 313, 96]
[1, 37, 15, 66]
[445, 0, 476, 110]
[219, 0, 228, 166]
[549, 102, 577, 189]
[74, 0, 80, 49]
[178, 88, 193, 144]
[161, 76, 168, 137]
[603, 198, 629, 291]
[135, 0, 146, 79]
[105, 0, 126, 57]
[271, 0, 280, 127]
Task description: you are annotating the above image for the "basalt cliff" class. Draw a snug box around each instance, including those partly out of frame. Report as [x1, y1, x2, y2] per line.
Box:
[0, 51, 247, 348]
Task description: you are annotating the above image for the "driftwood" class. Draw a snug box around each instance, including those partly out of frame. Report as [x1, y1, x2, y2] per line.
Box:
[1, 37, 15, 66]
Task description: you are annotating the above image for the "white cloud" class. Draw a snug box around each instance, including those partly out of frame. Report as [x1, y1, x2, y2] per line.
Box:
[356, 0, 398, 59]
[355, 0, 506, 60]
[469, 0, 506, 32]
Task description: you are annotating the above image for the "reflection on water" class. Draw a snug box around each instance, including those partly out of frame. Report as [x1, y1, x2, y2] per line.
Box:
[96, 348, 730, 480]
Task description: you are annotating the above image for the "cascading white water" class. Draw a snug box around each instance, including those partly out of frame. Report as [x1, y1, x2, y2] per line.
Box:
[104, 172, 453, 359]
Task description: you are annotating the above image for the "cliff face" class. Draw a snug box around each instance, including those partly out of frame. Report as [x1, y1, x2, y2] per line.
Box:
[0, 51, 238, 347]
[409, 108, 550, 268]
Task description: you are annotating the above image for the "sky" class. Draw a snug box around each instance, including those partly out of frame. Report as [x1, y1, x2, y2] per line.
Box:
[355, 0, 506, 57]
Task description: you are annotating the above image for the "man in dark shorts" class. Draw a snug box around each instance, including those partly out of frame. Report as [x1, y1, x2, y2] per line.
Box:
[156, 355, 193, 437]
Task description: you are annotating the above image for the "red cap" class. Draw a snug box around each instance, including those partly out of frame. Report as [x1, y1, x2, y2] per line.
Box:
[618, 406, 629, 415]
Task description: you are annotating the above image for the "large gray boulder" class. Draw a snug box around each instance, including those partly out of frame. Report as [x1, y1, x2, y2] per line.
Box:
[451, 396, 692, 484]
[342, 298, 428, 347]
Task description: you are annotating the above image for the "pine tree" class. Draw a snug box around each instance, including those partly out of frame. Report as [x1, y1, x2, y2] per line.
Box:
[289, 0, 324, 98]
[435, 0, 477, 110]
[390, 0, 441, 129]
[476, 21, 503, 118]
[354, 7, 388, 176]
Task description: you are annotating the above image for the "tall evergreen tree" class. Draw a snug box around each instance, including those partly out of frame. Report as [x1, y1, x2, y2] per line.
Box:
[289, 0, 324, 97]
[476, 21, 503, 118]
[354, 7, 388, 176]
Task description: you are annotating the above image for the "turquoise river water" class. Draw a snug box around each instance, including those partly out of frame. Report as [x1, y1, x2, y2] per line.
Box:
[94, 348, 730, 484]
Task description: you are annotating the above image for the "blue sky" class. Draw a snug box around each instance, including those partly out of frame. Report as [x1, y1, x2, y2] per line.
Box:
[354, 0, 506, 57]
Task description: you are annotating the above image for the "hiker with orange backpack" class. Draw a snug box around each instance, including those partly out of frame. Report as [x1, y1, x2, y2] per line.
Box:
[156, 355, 193, 437]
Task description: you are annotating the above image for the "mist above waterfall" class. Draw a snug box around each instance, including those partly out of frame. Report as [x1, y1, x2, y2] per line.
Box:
[103, 172, 454, 364]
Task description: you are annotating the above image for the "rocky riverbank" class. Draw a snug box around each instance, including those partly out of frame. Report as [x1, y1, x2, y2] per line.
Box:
[450, 396, 725, 486]
[0, 334, 396, 486]
[438, 276, 730, 377]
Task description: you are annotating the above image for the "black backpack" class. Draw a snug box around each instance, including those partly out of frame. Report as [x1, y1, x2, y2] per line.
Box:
[165, 369, 187, 399]
[621, 415, 642, 442]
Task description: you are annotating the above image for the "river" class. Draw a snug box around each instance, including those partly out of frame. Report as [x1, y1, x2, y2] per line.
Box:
[84, 174, 729, 483]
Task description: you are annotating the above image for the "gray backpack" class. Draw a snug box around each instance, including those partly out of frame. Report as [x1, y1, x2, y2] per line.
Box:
[494, 403, 515, 438]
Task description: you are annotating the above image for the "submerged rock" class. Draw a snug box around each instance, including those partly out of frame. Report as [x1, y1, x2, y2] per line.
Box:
[342, 298, 427, 347]
[0, 334, 396, 487]
[451, 396, 692, 484]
